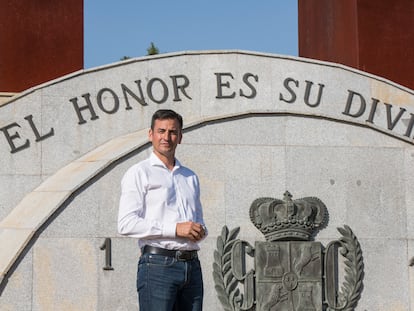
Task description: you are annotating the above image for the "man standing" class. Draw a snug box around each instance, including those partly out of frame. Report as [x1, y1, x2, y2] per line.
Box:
[118, 109, 207, 311]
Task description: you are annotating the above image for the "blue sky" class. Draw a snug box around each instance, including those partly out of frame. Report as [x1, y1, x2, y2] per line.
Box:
[84, 1, 298, 69]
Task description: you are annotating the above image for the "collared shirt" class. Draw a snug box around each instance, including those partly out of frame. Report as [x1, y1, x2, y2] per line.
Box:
[118, 152, 206, 251]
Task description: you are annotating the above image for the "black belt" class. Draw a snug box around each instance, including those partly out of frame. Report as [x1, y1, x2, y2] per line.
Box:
[142, 245, 198, 261]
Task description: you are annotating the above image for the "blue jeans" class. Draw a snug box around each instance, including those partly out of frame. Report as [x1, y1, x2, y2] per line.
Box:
[137, 253, 203, 311]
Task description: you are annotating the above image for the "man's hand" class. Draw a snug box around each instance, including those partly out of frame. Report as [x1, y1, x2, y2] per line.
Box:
[176, 222, 206, 242]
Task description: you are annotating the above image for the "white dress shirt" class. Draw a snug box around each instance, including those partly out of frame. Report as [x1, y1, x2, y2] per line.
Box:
[118, 152, 206, 250]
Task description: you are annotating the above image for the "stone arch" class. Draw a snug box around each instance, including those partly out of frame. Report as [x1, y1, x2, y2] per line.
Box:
[1, 51, 414, 309]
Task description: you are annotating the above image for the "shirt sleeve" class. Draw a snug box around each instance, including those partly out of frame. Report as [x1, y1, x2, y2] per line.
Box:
[194, 175, 208, 238]
[117, 166, 168, 239]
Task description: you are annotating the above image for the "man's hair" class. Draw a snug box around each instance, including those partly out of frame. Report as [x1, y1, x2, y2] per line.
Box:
[151, 109, 183, 130]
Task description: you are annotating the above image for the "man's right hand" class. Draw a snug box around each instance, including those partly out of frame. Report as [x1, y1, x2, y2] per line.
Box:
[176, 222, 205, 242]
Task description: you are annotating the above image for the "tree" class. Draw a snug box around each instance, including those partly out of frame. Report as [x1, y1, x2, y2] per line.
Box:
[146, 42, 159, 55]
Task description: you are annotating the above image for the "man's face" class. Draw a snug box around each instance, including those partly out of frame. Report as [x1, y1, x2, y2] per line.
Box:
[149, 118, 182, 159]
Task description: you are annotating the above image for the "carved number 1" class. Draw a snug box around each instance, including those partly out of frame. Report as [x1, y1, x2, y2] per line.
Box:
[100, 238, 114, 270]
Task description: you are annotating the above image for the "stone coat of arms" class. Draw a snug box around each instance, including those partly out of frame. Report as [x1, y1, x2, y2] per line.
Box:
[213, 191, 364, 311]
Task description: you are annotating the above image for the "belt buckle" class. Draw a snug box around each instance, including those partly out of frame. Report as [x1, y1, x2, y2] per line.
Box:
[175, 250, 196, 261]
[176, 250, 185, 261]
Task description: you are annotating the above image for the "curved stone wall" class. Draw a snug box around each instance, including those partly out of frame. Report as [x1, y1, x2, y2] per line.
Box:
[0, 51, 413, 310]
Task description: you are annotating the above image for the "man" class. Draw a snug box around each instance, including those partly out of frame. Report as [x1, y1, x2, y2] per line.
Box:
[118, 109, 207, 311]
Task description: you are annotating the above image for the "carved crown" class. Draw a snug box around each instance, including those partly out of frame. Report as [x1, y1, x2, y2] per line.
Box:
[249, 191, 328, 241]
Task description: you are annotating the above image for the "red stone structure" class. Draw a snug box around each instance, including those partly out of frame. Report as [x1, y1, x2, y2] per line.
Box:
[0, 0, 83, 92]
[298, 0, 414, 90]
[2, 1, 412, 92]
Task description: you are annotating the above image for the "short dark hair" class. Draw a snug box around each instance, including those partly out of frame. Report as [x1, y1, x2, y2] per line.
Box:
[151, 109, 183, 130]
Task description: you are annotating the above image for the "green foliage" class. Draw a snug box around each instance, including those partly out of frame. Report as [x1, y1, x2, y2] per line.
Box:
[146, 42, 159, 55]
[119, 42, 159, 61]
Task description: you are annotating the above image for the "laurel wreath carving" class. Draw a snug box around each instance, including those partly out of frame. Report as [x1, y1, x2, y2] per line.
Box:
[212, 226, 241, 311]
[331, 225, 364, 311]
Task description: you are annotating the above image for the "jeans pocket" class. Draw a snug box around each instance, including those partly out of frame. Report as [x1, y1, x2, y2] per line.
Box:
[146, 254, 176, 267]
